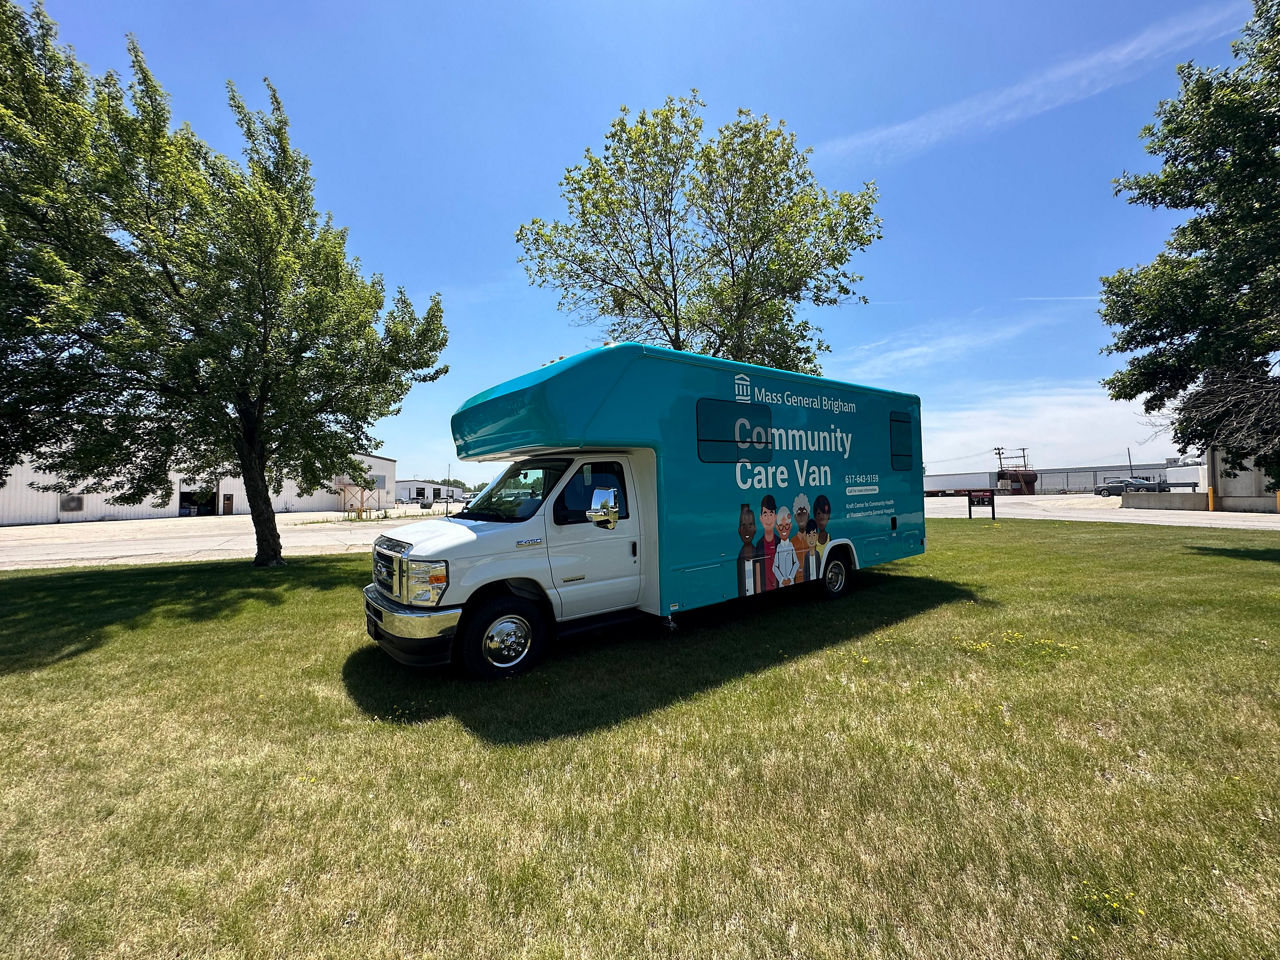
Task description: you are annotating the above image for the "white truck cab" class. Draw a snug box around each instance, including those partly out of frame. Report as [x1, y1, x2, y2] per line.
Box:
[364, 452, 659, 676]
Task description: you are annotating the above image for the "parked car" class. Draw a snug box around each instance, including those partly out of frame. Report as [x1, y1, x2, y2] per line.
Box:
[1093, 477, 1167, 496]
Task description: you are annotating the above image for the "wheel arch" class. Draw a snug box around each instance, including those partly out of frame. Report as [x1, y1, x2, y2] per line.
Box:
[821, 538, 859, 574]
[460, 579, 556, 631]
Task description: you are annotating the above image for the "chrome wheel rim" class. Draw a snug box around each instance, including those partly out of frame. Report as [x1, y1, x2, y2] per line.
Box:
[826, 561, 846, 594]
[482, 615, 532, 668]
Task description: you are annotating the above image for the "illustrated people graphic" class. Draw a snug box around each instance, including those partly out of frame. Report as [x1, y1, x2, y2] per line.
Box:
[803, 519, 819, 580]
[736, 503, 761, 597]
[813, 494, 832, 557]
[736, 492, 835, 594]
[773, 506, 799, 587]
[791, 494, 811, 583]
[757, 494, 778, 591]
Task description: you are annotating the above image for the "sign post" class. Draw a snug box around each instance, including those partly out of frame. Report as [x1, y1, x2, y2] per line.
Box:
[967, 489, 995, 520]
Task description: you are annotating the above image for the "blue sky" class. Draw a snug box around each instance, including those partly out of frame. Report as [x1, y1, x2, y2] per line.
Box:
[51, 0, 1251, 484]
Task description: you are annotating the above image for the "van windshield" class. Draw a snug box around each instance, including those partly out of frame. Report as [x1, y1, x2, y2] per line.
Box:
[455, 459, 571, 523]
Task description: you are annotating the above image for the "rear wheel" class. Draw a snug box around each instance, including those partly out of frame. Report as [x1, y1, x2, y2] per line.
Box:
[822, 549, 853, 600]
[458, 595, 546, 678]
[1099, 489, 1111, 498]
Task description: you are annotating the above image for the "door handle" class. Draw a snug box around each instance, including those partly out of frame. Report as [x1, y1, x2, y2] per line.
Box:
[631, 541, 637, 557]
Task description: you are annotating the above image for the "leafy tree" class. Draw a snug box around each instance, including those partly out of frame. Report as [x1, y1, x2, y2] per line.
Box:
[0, 0, 112, 487]
[0, 2, 447, 564]
[516, 92, 880, 375]
[1101, 0, 1280, 486]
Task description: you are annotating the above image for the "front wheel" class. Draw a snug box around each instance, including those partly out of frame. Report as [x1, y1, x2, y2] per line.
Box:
[822, 549, 852, 600]
[458, 595, 547, 678]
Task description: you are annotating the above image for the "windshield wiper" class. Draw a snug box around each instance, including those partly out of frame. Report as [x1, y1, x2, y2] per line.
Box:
[455, 509, 507, 522]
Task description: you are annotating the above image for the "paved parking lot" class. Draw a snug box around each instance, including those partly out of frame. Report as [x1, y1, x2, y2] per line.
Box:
[0, 510, 434, 570]
[926, 493, 1280, 529]
[0, 495, 1275, 570]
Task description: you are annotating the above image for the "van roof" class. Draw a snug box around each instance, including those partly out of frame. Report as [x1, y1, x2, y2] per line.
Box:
[451, 342, 919, 461]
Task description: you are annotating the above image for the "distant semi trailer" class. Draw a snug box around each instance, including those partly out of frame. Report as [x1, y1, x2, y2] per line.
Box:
[924, 470, 1037, 497]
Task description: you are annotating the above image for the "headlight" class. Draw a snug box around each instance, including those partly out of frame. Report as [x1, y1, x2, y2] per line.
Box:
[405, 559, 448, 605]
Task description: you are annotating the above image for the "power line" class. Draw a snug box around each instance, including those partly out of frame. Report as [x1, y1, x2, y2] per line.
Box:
[926, 448, 996, 464]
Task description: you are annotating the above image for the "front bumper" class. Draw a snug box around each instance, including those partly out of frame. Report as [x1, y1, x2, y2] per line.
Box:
[362, 583, 462, 667]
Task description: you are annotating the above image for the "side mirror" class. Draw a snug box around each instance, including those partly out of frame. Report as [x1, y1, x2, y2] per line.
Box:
[585, 487, 620, 529]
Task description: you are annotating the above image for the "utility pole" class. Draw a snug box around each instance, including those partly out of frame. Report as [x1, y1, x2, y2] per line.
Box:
[994, 446, 1005, 470]
[1127, 447, 1134, 476]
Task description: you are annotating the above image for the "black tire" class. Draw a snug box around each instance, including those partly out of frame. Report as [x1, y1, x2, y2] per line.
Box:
[822, 548, 853, 600]
[458, 594, 546, 678]
[1099, 489, 1111, 498]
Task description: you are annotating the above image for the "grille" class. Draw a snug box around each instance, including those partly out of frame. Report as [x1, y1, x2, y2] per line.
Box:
[373, 536, 411, 599]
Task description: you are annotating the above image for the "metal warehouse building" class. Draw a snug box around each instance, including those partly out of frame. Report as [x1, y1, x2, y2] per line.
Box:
[0, 454, 395, 526]
[926, 460, 1178, 495]
[1027, 460, 1178, 493]
[395, 479, 469, 503]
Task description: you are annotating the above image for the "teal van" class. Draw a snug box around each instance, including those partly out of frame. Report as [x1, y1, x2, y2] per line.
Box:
[363, 343, 924, 676]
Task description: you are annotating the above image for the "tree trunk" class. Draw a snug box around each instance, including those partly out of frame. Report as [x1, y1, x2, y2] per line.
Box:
[233, 418, 284, 567]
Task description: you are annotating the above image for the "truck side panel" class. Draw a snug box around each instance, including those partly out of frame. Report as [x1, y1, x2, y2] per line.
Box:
[576, 353, 924, 615]
[452, 343, 925, 619]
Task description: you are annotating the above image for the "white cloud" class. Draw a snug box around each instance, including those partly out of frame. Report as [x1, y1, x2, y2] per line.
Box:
[820, 3, 1247, 164]
[921, 381, 1179, 470]
[842, 317, 1047, 383]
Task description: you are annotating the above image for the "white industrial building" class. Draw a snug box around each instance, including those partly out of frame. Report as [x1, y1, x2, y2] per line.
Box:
[0, 454, 395, 526]
[926, 460, 1180, 495]
[1149, 454, 1277, 513]
[395, 478, 469, 503]
[1022, 460, 1179, 493]
[926, 452, 1276, 513]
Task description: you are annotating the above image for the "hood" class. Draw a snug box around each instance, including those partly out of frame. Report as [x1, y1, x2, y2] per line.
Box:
[384, 515, 543, 559]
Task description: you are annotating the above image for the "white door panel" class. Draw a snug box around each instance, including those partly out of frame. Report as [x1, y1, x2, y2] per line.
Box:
[546, 459, 641, 619]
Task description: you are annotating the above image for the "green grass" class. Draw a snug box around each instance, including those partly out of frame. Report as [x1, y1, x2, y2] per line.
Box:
[1, 519, 1277, 959]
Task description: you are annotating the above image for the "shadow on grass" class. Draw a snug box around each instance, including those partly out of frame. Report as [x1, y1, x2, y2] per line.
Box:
[341, 571, 978, 744]
[0, 556, 362, 675]
[1185, 545, 1280, 564]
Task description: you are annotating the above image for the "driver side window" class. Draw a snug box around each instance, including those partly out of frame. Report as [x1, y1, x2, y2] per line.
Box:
[553, 461, 629, 525]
